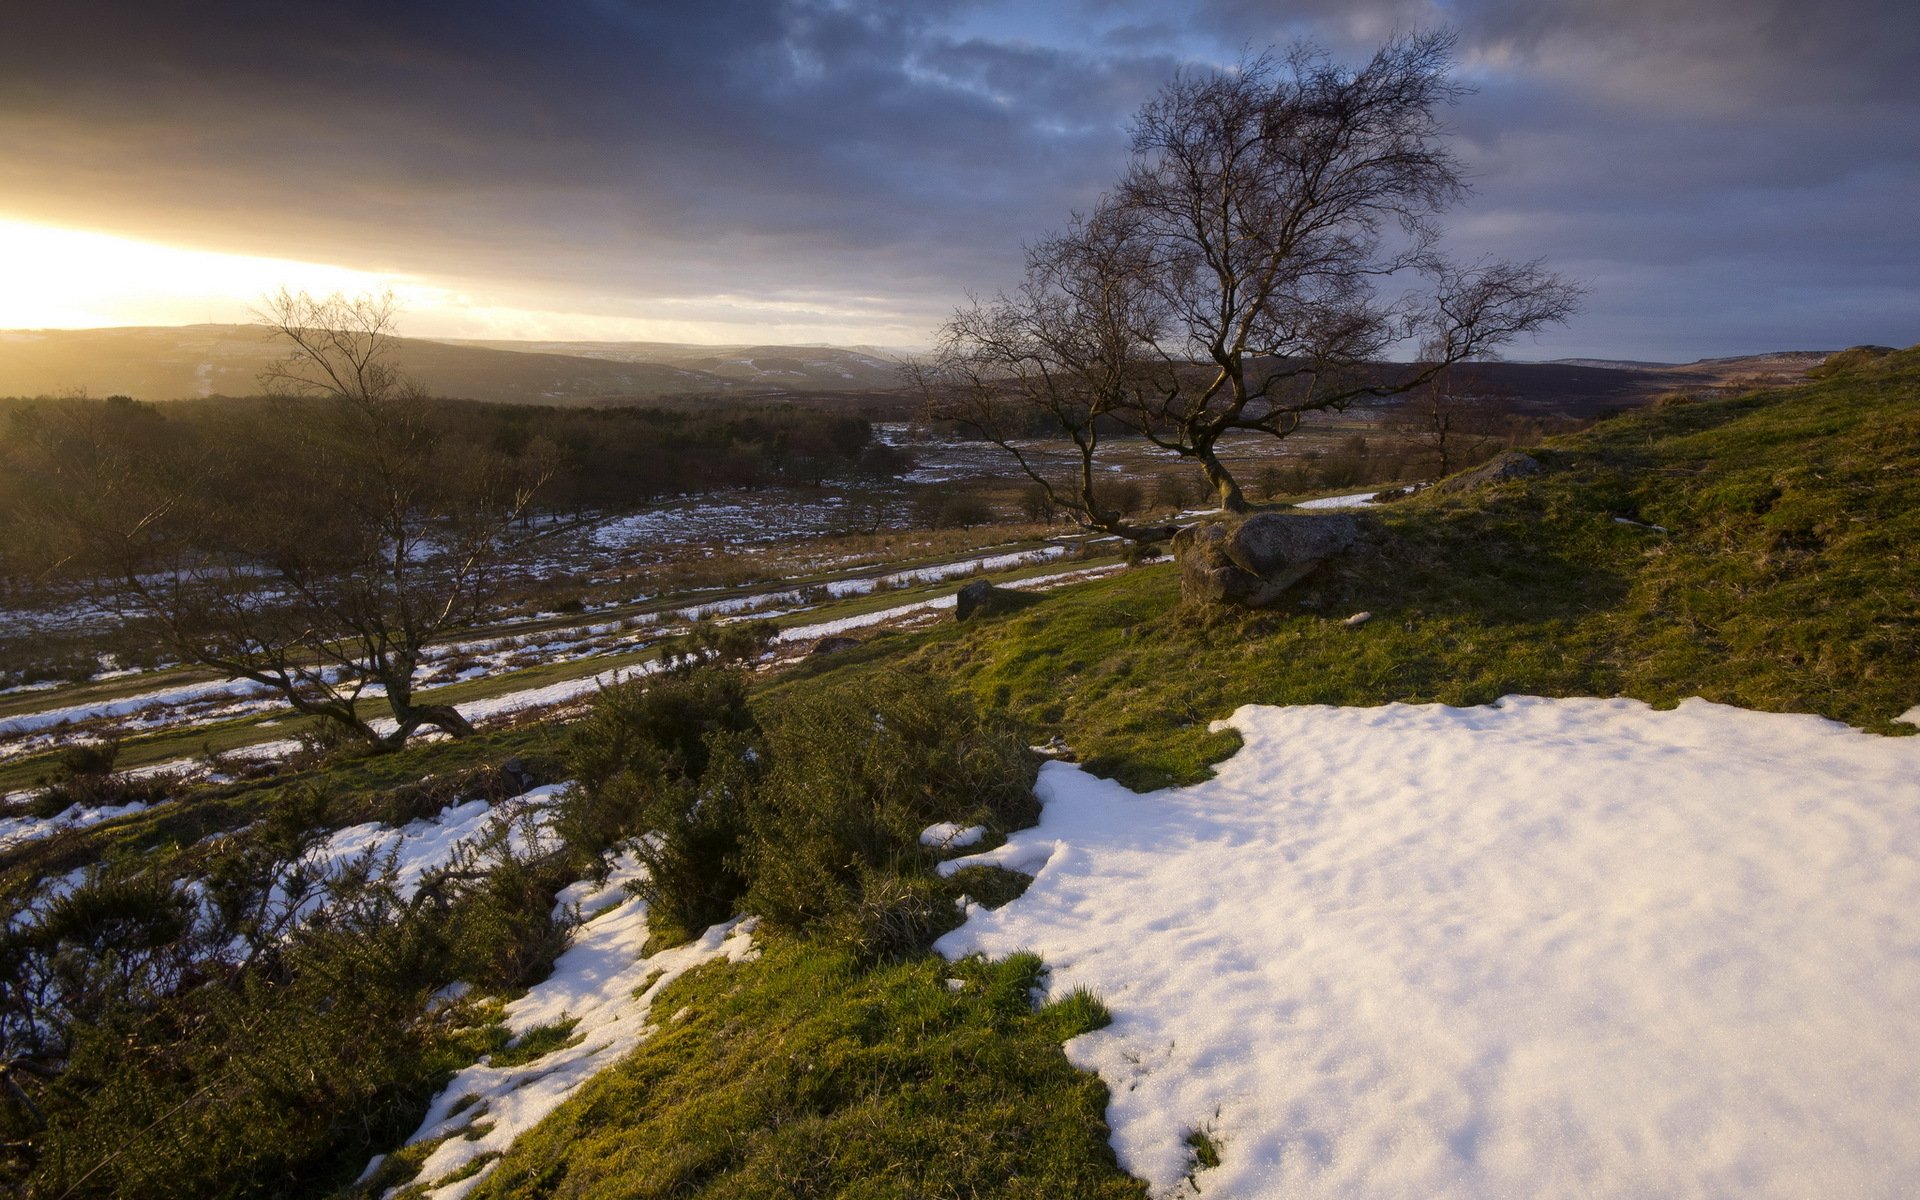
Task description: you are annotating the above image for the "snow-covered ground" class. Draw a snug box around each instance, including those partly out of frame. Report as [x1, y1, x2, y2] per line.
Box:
[0, 542, 1088, 761]
[0, 798, 155, 852]
[19, 561, 1131, 796]
[279, 784, 568, 922]
[938, 696, 1920, 1199]
[387, 850, 759, 1199]
[1294, 490, 1377, 509]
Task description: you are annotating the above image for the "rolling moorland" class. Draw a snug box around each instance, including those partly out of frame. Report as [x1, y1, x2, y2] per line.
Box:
[0, 339, 1913, 1196]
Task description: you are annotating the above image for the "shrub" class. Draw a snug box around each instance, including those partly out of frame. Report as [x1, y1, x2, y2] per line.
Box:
[56, 738, 119, 780]
[560, 668, 762, 942]
[743, 671, 1035, 958]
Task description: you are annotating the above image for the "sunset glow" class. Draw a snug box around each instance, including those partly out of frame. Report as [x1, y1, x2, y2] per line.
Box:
[0, 218, 428, 330]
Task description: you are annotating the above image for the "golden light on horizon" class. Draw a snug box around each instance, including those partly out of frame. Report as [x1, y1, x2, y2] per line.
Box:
[0, 218, 432, 330]
[0, 217, 925, 347]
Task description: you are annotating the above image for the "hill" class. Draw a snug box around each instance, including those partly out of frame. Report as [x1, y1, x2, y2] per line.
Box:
[2, 345, 1915, 1197]
[0, 323, 1829, 415]
[0, 325, 757, 404]
[436, 337, 908, 392]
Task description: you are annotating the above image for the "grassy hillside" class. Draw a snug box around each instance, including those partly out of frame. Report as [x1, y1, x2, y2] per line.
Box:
[7, 347, 1913, 1197]
[787, 344, 1920, 788]
[474, 348, 1917, 1197]
[0, 325, 750, 402]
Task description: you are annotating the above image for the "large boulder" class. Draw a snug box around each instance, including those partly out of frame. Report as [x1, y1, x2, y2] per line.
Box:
[955, 579, 999, 621]
[1172, 511, 1361, 608]
[1429, 451, 1542, 496]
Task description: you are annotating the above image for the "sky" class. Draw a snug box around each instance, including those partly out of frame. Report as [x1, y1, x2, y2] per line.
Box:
[1, 0, 1916, 360]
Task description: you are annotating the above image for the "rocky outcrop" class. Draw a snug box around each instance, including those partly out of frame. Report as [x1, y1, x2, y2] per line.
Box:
[1430, 451, 1543, 495]
[1171, 511, 1361, 608]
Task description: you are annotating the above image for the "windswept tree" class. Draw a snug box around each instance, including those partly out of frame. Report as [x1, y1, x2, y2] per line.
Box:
[926, 31, 1581, 517]
[17, 291, 555, 750]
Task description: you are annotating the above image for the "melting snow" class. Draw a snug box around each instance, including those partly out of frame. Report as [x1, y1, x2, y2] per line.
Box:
[937, 696, 1920, 1199]
[388, 847, 758, 1199]
[0, 799, 152, 852]
[1294, 490, 1377, 509]
[919, 822, 987, 851]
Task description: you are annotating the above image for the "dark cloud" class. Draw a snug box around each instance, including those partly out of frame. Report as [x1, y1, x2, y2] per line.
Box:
[1, 0, 1915, 355]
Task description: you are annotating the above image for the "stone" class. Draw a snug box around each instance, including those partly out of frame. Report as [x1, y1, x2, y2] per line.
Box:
[1343, 611, 1373, 628]
[1430, 450, 1543, 495]
[1171, 512, 1361, 609]
[955, 579, 996, 621]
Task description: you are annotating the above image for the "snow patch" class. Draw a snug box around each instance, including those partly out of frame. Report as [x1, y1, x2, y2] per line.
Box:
[938, 695, 1920, 1199]
[1294, 490, 1377, 509]
[0, 800, 151, 852]
[919, 822, 987, 851]
[389, 846, 757, 1199]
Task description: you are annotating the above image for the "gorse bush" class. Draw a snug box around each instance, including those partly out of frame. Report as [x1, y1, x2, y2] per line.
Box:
[563, 666, 1037, 958]
[745, 672, 1036, 955]
[1, 776, 579, 1197]
[560, 668, 761, 941]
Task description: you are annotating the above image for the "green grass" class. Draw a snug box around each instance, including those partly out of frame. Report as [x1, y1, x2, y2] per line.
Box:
[783, 348, 1920, 789]
[463, 942, 1144, 1199]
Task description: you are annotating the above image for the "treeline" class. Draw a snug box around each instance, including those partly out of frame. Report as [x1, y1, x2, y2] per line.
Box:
[0, 393, 876, 505]
[460, 400, 879, 505]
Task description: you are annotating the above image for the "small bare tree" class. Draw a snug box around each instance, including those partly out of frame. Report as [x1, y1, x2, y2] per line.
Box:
[914, 208, 1178, 541]
[21, 291, 553, 751]
[1394, 365, 1512, 478]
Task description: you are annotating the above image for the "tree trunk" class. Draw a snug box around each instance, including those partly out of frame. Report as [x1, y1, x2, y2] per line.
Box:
[1196, 443, 1250, 513]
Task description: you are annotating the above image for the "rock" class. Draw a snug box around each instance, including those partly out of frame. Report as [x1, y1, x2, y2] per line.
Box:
[1430, 451, 1543, 495]
[955, 579, 997, 621]
[808, 635, 861, 657]
[1343, 611, 1373, 629]
[1171, 512, 1361, 608]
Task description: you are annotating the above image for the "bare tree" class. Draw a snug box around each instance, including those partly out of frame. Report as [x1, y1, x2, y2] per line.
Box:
[1394, 365, 1512, 478]
[20, 291, 553, 751]
[931, 31, 1580, 515]
[914, 208, 1177, 541]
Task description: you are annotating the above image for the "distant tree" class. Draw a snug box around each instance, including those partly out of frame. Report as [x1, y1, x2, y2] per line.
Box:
[925, 31, 1580, 515]
[1100, 478, 1146, 517]
[1394, 366, 1511, 477]
[1017, 483, 1058, 524]
[16, 291, 553, 751]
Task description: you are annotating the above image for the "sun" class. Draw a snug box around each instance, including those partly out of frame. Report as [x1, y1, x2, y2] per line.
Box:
[0, 217, 422, 329]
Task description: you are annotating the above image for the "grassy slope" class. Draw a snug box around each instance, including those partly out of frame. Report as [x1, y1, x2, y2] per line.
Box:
[432, 355, 1920, 1195]
[17, 352, 1915, 1197]
[464, 945, 1143, 1200]
[857, 346, 1920, 789]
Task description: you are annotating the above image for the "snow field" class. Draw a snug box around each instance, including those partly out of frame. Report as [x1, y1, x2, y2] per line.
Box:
[936, 695, 1920, 1199]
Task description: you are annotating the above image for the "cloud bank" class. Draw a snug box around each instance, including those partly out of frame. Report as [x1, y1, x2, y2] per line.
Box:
[1, 0, 1914, 356]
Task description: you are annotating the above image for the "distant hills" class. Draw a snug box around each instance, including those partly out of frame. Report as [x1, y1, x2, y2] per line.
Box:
[0, 325, 909, 405]
[0, 323, 1829, 412]
[437, 338, 909, 392]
